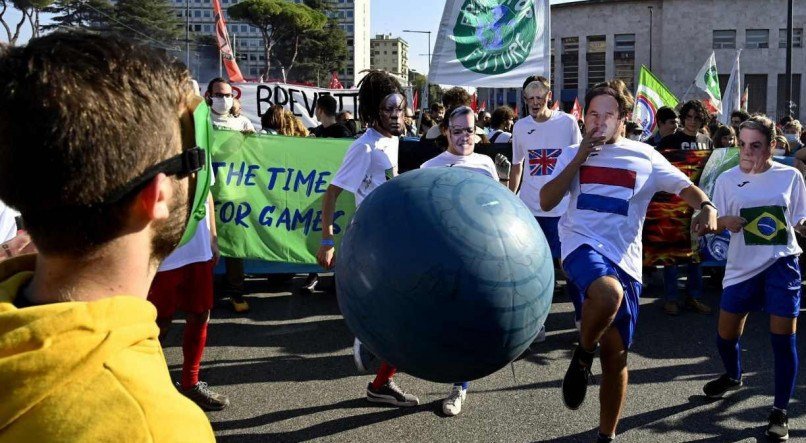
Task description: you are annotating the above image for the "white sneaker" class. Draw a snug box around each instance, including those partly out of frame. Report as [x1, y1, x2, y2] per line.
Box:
[533, 324, 547, 343]
[442, 385, 467, 416]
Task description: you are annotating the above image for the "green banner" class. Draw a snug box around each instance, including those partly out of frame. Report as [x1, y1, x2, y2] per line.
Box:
[206, 126, 356, 264]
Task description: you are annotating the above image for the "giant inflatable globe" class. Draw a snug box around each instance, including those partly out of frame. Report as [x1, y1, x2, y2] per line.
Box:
[336, 167, 554, 383]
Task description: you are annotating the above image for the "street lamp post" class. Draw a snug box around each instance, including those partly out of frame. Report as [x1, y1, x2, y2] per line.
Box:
[648, 6, 653, 72]
[403, 29, 433, 131]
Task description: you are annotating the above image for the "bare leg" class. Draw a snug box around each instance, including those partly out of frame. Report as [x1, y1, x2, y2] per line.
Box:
[580, 276, 624, 351]
[599, 327, 628, 436]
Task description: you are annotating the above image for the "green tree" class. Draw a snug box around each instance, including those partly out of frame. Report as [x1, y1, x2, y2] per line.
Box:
[41, 0, 113, 32]
[228, 0, 326, 80]
[114, 0, 181, 46]
[1, 0, 52, 44]
[279, 17, 344, 84]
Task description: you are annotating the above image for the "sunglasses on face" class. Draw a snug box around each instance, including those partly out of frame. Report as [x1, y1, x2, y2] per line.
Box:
[449, 126, 474, 136]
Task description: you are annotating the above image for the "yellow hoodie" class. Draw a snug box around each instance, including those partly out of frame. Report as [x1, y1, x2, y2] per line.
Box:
[0, 255, 215, 442]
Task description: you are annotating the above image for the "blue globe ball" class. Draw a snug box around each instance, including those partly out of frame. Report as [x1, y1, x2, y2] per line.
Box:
[336, 167, 554, 383]
[757, 216, 777, 236]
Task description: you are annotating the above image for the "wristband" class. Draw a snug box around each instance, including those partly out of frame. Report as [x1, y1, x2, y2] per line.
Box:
[321, 239, 335, 247]
[700, 201, 717, 211]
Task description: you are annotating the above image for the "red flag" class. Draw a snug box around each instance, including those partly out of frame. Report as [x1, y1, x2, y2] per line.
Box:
[329, 71, 344, 89]
[213, 0, 244, 83]
[570, 98, 582, 121]
[470, 93, 478, 112]
[550, 100, 559, 111]
[412, 89, 419, 111]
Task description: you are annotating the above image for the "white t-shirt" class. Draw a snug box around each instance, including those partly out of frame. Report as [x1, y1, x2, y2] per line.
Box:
[512, 111, 582, 217]
[420, 151, 498, 180]
[556, 137, 693, 283]
[712, 163, 806, 287]
[211, 113, 255, 132]
[158, 211, 213, 272]
[488, 129, 512, 143]
[331, 128, 398, 207]
[0, 199, 19, 243]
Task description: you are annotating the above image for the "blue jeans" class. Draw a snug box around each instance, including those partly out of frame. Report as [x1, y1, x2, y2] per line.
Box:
[662, 263, 703, 302]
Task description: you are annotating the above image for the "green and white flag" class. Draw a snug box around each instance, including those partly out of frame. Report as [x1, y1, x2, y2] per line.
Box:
[693, 51, 722, 114]
[634, 65, 678, 139]
[428, 0, 550, 87]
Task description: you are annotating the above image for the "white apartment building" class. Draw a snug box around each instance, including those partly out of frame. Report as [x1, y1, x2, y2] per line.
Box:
[370, 34, 410, 86]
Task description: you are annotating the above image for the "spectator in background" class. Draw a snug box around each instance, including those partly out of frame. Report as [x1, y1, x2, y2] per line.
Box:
[656, 100, 713, 316]
[783, 119, 804, 153]
[646, 107, 678, 147]
[403, 107, 418, 138]
[429, 102, 445, 126]
[261, 104, 285, 135]
[337, 111, 360, 137]
[288, 111, 310, 137]
[625, 121, 643, 140]
[311, 95, 352, 138]
[477, 110, 492, 133]
[206, 77, 255, 133]
[730, 110, 751, 136]
[419, 111, 434, 136]
[487, 106, 515, 143]
[712, 125, 737, 149]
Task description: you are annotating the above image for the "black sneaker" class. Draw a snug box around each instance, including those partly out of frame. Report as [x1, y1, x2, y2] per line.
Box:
[178, 381, 230, 411]
[766, 409, 789, 441]
[703, 373, 742, 398]
[562, 345, 595, 410]
[366, 380, 419, 407]
[597, 433, 615, 443]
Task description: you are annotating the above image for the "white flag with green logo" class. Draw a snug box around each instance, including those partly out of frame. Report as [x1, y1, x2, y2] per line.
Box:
[693, 52, 722, 114]
[428, 0, 550, 88]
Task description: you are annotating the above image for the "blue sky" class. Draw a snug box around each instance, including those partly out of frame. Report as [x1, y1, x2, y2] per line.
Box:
[3, 0, 578, 75]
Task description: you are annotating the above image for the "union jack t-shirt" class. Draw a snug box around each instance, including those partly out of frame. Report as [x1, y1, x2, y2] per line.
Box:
[512, 111, 582, 217]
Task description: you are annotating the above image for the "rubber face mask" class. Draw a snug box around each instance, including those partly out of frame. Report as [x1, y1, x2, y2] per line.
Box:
[211, 96, 233, 115]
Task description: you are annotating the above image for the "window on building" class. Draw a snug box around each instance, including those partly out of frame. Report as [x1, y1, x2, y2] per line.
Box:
[561, 37, 579, 92]
[713, 30, 736, 49]
[587, 35, 606, 89]
[613, 34, 635, 91]
[744, 74, 768, 114]
[745, 29, 769, 49]
[779, 28, 804, 48]
[777, 74, 802, 120]
[204, 10, 210, 18]
[550, 38, 555, 82]
[193, 24, 201, 32]
[203, 24, 211, 33]
[194, 10, 201, 17]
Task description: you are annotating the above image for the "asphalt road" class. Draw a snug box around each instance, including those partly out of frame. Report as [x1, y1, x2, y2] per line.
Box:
[161, 272, 805, 442]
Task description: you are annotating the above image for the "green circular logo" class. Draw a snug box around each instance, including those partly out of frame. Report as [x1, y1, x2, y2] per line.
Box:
[453, 0, 537, 75]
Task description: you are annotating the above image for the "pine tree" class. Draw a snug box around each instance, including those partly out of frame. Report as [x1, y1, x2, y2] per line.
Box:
[114, 0, 181, 45]
[41, 0, 113, 32]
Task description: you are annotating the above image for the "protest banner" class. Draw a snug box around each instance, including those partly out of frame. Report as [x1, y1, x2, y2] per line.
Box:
[429, 0, 551, 87]
[642, 148, 712, 266]
[205, 126, 356, 264]
[232, 82, 359, 130]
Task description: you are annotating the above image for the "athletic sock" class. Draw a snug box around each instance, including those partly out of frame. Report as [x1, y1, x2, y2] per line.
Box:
[716, 334, 742, 381]
[771, 332, 798, 410]
[370, 361, 397, 390]
[181, 315, 209, 390]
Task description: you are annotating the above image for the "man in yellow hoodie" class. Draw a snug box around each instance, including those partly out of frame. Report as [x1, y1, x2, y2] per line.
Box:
[0, 31, 215, 442]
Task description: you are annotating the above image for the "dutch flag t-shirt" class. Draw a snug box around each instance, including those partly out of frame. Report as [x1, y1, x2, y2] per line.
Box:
[556, 138, 693, 283]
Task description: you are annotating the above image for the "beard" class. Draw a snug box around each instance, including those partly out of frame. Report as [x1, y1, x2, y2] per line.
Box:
[150, 179, 189, 263]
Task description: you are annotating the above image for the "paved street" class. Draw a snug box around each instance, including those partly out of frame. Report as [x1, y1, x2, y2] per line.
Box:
[162, 272, 805, 442]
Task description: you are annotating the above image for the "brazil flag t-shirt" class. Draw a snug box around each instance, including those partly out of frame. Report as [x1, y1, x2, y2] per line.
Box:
[712, 162, 806, 287]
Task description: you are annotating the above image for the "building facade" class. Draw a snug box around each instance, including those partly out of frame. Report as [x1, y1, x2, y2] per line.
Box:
[170, 0, 370, 86]
[370, 34, 410, 85]
[482, 0, 805, 121]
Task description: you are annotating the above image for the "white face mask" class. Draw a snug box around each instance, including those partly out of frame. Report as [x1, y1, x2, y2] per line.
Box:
[211, 97, 233, 115]
[785, 134, 800, 143]
[773, 148, 786, 156]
